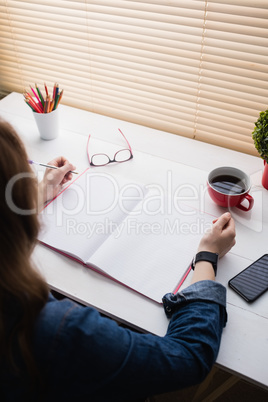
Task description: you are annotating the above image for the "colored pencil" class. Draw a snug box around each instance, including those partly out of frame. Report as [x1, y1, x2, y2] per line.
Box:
[57, 89, 64, 104]
[35, 84, 44, 107]
[44, 83, 49, 97]
[50, 99, 55, 113]
[24, 92, 43, 113]
[24, 83, 64, 113]
[24, 99, 35, 111]
[44, 96, 51, 113]
[30, 86, 43, 110]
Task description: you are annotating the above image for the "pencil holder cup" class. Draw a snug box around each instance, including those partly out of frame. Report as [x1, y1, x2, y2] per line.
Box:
[32, 108, 59, 140]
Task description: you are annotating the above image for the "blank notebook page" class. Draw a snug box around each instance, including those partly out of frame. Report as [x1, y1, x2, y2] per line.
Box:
[39, 169, 146, 262]
[89, 197, 213, 302]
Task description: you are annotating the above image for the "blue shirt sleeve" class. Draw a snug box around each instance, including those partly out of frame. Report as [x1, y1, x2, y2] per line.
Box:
[34, 281, 227, 401]
[163, 280, 227, 321]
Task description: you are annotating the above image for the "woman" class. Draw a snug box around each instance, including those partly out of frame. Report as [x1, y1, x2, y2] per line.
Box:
[0, 119, 236, 401]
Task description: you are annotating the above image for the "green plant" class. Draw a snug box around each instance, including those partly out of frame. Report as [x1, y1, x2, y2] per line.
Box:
[252, 109, 268, 163]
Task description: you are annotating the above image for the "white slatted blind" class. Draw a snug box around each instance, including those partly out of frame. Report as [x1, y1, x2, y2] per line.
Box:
[0, 0, 267, 155]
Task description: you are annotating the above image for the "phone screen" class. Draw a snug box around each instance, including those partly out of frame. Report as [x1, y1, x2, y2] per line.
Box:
[228, 254, 268, 302]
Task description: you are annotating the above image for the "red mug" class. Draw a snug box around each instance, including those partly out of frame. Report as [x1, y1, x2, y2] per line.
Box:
[262, 160, 268, 190]
[207, 167, 254, 212]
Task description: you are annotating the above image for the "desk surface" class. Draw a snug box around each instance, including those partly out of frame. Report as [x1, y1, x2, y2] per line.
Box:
[1, 92, 268, 389]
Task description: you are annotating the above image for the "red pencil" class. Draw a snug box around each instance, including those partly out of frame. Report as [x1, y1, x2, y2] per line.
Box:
[25, 98, 38, 112]
[24, 92, 43, 113]
[44, 83, 49, 97]
[30, 86, 43, 111]
[53, 83, 57, 101]
[25, 97, 42, 113]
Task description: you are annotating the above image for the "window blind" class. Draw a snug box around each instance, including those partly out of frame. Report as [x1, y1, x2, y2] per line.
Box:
[0, 0, 267, 155]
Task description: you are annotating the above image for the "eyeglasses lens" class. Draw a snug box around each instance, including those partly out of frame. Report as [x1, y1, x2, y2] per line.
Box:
[115, 149, 132, 162]
[91, 154, 110, 166]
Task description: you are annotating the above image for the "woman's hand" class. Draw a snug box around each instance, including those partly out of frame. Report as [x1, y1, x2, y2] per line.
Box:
[38, 156, 76, 208]
[197, 212, 236, 258]
[191, 212, 236, 284]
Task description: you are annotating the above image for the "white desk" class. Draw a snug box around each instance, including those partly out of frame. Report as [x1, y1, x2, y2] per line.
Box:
[1, 92, 268, 389]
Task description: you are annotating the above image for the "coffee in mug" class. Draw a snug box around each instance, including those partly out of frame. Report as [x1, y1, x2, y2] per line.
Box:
[207, 167, 254, 211]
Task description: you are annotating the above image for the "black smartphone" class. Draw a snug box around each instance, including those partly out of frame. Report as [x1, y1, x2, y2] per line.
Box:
[228, 254, 268, 302]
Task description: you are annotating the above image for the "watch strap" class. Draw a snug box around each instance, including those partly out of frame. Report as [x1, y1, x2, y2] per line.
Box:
[191, 251, 218, 276]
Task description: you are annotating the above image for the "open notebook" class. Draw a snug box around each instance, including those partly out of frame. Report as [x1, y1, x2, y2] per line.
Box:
[38, 169, 212, 303]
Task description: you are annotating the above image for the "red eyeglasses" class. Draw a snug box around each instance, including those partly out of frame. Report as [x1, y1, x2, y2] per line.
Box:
[87, 129, 133, 167]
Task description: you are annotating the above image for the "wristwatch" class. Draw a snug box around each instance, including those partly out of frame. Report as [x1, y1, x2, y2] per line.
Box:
[191, 251, 219, 276]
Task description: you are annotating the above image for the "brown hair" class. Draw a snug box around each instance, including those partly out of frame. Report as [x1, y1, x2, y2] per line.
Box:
[0, 120, 49, 384]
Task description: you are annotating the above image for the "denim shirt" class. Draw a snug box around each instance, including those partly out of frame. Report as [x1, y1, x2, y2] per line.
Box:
[2, 280, 227, 402]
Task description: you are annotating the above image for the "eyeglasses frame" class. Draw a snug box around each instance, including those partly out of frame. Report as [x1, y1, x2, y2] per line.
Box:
[87, 128, 133, 167]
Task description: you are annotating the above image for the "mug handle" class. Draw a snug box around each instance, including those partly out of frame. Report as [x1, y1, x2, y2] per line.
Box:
[236, 194, 254, 212]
